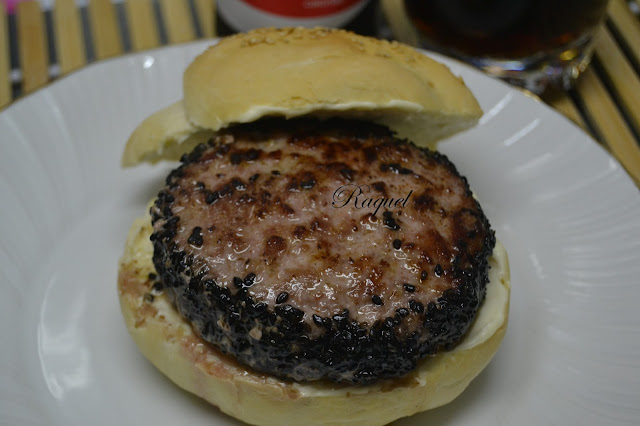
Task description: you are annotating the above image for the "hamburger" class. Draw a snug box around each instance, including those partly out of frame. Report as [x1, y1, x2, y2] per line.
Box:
[118, 27, 510, 425]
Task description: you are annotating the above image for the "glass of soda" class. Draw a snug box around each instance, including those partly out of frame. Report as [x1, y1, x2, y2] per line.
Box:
[404, 0, 610, 94]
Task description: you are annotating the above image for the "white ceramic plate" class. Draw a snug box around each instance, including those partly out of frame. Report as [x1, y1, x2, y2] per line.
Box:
[1, 40, 639, 426]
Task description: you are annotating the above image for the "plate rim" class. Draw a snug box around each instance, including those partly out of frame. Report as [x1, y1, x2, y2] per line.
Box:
[2, 38, 639, 425]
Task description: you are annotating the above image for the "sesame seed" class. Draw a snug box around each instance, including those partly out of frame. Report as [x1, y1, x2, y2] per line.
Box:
[276, 292, 289, 304]
[396, 308, 409, 317]
[244, 272, 256, 286]
[187, 227, 203, 247]
[409, 300, 424, 313]
[233, 277, 244, 288]
[312, 314, 324, 327]
[403, 283, 415, 293]
[205, 191, 219, 204]
[372, 295, 383, 305]
[382, 211, 400, 230]
[434, 264, 443, 277]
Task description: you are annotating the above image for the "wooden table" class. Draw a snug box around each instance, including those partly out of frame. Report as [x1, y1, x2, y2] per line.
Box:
[1, 0, 639, 185]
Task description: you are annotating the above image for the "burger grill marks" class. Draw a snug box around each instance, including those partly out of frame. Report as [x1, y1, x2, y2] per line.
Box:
[149, 118, 495, 384]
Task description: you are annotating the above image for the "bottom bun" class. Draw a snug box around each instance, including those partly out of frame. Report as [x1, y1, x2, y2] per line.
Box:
[118, 215, 510, 426]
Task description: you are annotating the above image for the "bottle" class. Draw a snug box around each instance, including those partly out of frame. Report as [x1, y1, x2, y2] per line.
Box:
[216, 0, 377, 36]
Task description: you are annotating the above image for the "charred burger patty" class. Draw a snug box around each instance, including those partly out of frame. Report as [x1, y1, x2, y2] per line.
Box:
[149, 118, 495, 384]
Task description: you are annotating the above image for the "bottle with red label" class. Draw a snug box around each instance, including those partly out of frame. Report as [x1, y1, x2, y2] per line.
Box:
[216, 0, 376, 36]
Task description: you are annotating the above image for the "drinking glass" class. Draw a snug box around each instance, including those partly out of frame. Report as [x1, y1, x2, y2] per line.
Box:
[404, 0, 610, 94]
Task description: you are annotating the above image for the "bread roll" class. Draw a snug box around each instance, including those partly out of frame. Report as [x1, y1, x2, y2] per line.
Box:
[122, 27, 482, 167]
[118, 27, 507, 425]
[118, 215, 510, 426]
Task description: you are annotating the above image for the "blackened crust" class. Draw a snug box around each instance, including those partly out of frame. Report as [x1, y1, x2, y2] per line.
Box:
[150, 118, 495, 384]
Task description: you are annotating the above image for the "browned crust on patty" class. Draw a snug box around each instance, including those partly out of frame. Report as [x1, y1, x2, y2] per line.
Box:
[149, 118, 495, 383]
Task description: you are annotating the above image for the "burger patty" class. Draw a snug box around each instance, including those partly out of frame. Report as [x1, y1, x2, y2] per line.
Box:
[150, 118, 495, 384]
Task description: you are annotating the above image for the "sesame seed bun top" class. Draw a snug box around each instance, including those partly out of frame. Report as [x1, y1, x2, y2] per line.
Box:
[122, 27, 482, 167]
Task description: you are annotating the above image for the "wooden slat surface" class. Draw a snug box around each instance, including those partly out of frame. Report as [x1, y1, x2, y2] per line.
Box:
[608, 0, 640, 66]
[16, 1, 49, 94]
[195, 0, 216, 38]
[53, 0, 87, 75]
[125, 0, 159, 51]
[574, 68, 640, 185]
[88, 0, 123, 59]
[594, 28, 640, 136]
[0, 5, 10, 108]
[159, 0, 195, 43]
[380, 0, 419, 46]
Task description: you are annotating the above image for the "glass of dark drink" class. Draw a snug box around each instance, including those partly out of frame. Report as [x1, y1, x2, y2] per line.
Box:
[404, 0, 609, 94]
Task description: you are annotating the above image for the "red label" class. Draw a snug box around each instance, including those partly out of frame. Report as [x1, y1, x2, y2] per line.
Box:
[240, 0, 364, 18]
